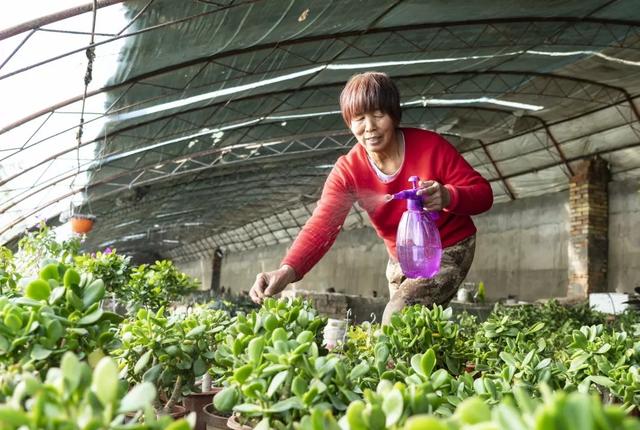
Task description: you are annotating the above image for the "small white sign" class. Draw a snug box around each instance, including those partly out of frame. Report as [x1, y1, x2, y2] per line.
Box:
[589, 293, 629, 314]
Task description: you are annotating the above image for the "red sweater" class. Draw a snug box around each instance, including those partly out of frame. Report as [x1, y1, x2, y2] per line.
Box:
[281, 128, 493, 279]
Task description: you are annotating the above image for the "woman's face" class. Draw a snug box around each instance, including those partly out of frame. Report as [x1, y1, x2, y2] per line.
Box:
[349, 110, 397, 154]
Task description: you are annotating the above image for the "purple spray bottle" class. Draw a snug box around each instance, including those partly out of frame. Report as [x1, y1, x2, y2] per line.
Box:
[391, 176, 442, 278]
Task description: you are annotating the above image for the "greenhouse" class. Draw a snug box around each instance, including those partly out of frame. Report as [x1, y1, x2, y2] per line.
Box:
[1, 0, 640, 429]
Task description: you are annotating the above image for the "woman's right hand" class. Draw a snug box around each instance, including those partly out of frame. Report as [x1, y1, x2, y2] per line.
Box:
[249, 265, 297, 304]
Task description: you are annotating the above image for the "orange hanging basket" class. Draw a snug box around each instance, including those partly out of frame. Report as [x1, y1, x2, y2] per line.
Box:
[70, 214, 96, 234]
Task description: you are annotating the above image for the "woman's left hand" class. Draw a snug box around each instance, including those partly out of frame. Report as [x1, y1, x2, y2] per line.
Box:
[416, 180, 450, 211]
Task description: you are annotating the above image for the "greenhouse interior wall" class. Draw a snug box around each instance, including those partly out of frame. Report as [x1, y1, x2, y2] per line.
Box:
[176, 178, 640, 305]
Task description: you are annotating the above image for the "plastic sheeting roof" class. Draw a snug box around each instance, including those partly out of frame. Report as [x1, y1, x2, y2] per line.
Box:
[1, 0, 640, 261]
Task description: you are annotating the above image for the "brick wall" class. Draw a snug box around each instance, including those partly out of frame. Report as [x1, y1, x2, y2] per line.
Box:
[568, 157, 609, 298]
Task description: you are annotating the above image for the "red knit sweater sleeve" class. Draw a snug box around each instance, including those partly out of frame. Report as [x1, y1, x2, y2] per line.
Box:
[435, 134, 493, 215]
[280, 161, 355, 279]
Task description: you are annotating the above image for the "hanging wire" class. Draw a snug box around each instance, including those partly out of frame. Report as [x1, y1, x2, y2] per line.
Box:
[70, 0, 98, 216]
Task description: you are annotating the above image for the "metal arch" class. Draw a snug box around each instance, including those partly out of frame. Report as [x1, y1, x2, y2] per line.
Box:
[0, 98, 634, 226]
[0, 0, 126, 40]
[1, 69, 631, 189]
[476, 138, 516, 200]
[3, 15, 640, 132]
[488, 138, 640, 183]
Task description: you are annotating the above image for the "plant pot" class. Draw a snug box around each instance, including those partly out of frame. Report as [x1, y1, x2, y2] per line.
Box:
[203, 402, 232, 430]
[184, 388, 222, 430]
[70, 214, 96, 234]
[226, 415, 253, 430]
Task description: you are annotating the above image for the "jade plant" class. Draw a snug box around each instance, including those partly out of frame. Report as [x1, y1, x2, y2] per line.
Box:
[0, 351, 193, 430]
[0, 260, 122, 376]
[114, 306, 230, 413]
[126, 260, 198, 312]
[14, 222, 80, 278]
[0, 247, 18, 297]
[74, 247, 132, 308]
[210, 298, 325, 384]
[298, 383, 640, 430]
[381, 305, 462, 374]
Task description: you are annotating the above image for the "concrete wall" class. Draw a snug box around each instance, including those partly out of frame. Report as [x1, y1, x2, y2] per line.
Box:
[220, 227, 389, 297]
[175, 257, 212, 291]
[466, 191, 569, 302]
[609, 179, 640, 293]
[200, 179, 639, 302]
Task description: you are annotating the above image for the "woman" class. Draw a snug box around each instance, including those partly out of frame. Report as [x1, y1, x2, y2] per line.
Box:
[249, 72, 493, 324]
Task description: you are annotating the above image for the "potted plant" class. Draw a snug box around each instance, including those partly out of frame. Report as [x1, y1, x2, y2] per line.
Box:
[0, 259, 123, 376]
[69, 213, 96, 235]
[115, 305, 230, 422]
[74, 247, 132, 314]
[126, 260, 198, 312]
[0, 351, 193, 429]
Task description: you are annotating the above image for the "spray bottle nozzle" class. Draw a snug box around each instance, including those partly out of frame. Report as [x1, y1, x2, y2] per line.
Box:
[391, 176, 423, 211]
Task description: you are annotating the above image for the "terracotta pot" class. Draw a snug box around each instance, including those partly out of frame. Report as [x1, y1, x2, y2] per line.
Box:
[226, 414, 253, 430]
[203, 402, 232, 430]
[183, 388, 222, 430]
[70, 215, 95, 234]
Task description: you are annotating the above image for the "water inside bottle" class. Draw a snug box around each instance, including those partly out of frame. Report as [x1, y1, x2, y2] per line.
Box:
[397, 244, 442, 278]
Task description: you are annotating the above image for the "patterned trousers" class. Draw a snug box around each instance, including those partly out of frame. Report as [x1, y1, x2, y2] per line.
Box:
[382, 234, 476, 325]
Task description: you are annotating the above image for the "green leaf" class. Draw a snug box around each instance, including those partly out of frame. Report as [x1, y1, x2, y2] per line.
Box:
[247, 337, 265, 365]
[25, 279, 51, 301]
[572, 330, 588, 349]
[0, 406, 29, 426]
[186, 325, 206, 338]
[82, 279, 105, 309]
[589, 375, 614, 387]
[118, 382, 156, 413]
[411, 354, 424, 377]
[45, 319, 64, 344]
[382, 387, 403, 427]
[522, 350, 535, 367]
[193, 357, 206, 377]
[233, 403, 263, 414]
[404, 415, 447, 430]
[421, 349, 436, 377]
[271, 327, 288, 343]
[431, 369, 450, 389]
[30, 344, 52, 360]
[349, 362, 370, 380]
[499, 351, 517, 367]
[267, 370, 289, 398]
[291, 376, 308, 397]
[254, 418, 270, 430]
[346, 401, 368, 430]
[569, 353, 590, 372]
[265, 397, 304, 414]
[63, 269, 81, 288]
[92, 357, 119, 406]
[213, 386, 239, 412]
[0, 335, 8, 354]
[78, 308, 104, 325]
[142, 364, 162, 383]
[527, 322, 545, 334]
[535, 358, 552, 370]
[61, 352, 81, 391]
[494, 404, 527, 430]
[134, 350, 152, 375]
[233, 364, 253, 384]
